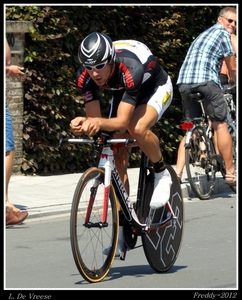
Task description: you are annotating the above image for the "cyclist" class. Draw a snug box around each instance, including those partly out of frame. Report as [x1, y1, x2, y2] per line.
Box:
[175, 6, 236, 186]
[70, 32, 173, 256]
[220, 33, 236, 85]
[220, 32, 236, 106]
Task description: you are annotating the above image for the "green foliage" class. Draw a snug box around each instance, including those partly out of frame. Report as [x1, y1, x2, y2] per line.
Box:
[6, 5, 223, 173]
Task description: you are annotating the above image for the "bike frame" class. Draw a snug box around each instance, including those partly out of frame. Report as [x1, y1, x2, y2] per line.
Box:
[98, 141, 148, 230]
[182, 101, 224, 168]
[224, 94, 236, 134]
[60, 134, 176, 233]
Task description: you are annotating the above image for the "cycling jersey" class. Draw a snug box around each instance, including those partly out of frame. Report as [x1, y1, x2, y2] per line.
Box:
[76, 39, 169, 107]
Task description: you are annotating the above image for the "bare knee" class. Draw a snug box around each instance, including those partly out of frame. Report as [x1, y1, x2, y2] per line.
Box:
[127, 125, 149, 139]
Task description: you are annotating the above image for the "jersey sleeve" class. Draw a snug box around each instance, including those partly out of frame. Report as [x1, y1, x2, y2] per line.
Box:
[76, 66, 98, 103]
[118, 58, 144, 106]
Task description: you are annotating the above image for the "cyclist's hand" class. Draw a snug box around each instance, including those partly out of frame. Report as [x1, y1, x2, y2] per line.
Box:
[70, 117, 87, 135]
[70, 117, 100, 136]
[80, 118, 101, 136]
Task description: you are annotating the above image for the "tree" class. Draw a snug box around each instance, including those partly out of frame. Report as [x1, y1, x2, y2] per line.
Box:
[5, 5, 224, 173]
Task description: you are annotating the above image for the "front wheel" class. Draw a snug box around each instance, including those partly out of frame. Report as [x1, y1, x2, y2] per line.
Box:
[185, 126, 215, 200]
[70, 167, 119, 283]
[141, 164, 184, 272]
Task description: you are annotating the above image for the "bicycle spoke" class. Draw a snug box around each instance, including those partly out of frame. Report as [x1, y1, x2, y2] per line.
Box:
[185, 126, 215, 200]
[70, 168, 118, 283]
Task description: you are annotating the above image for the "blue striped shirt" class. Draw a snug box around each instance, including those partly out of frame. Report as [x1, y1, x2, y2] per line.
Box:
[177, 23, 234, 87]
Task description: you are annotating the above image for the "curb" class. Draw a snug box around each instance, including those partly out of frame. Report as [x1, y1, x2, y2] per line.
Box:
[181, 177, 234, 199]
[26, 204, 72, 220]
[25, 179, 234, 221]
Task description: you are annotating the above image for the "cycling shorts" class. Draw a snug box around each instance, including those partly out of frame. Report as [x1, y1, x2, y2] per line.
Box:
[147, 76, 173, 121]
[109, 76, 173, 122]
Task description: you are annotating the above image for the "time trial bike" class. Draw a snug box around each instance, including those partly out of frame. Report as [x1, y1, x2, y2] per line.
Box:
[59, 131, 184, 283]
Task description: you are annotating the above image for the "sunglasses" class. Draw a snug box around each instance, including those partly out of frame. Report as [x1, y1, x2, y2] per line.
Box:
[220, 16, 236, 26]
[83, 60, 108, 71]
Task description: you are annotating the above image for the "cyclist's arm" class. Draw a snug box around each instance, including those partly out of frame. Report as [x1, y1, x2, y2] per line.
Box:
[225, 55, 236, 83]
[227, 33, 237, 84]
[231, 33, 237, 57]
[71, 101, 134, 136]
[93, 101, 134, 133]
[85, 99, 102, 118]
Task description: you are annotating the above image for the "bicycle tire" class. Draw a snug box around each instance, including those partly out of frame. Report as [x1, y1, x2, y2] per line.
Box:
[185, 126, 216, 200]
[141, 164, 184, 272]
[70, 167, 119, 283]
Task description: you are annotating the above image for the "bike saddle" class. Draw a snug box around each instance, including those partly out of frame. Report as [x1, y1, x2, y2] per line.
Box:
[188, 92, 203, 101]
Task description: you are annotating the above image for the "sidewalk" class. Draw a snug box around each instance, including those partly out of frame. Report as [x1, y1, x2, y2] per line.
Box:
[8, 166, 233, 220]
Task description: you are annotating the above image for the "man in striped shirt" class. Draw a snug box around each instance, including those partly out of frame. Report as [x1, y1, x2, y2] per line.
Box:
[175, 6, 236, 186]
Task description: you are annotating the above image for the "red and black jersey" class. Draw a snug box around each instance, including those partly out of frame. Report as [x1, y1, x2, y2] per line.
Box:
[76, 39, 168, 107]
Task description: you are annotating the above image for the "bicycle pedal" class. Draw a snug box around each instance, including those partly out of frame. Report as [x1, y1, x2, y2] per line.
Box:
[210, 154, 223, 164]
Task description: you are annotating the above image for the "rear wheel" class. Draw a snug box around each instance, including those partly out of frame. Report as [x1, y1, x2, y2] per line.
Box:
[230, 127, 236, 193]
[185, 126, 216, 200]
[141, 164, 184, 272]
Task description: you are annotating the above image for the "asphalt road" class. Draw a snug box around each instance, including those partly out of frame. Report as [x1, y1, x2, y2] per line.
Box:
[5, 191, 238, 295]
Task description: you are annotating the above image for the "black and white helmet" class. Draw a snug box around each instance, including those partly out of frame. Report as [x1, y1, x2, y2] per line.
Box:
[78, 32, 115, 65]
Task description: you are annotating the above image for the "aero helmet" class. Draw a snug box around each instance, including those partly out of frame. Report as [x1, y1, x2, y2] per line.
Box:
[78, 32, 115, 65]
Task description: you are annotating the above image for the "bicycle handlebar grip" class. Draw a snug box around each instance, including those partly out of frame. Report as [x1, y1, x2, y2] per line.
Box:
[127, 138, 136, 144]
[59, 137, 69, 147]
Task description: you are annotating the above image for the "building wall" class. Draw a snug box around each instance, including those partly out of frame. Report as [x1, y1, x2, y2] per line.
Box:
[6, 21, 32, 173]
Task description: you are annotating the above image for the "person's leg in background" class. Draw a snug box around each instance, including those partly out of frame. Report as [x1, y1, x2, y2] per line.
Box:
[176, 136, 186, 183]
[5, 103, 28, 225]
[199, 81, 236, 185]
[175, 84, 203, 183]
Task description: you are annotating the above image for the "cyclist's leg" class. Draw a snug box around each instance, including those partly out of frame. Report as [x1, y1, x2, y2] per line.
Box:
[113, 131, 131, 195]
[141, 164, 184, 272]
[212, 123, 219, 154]
[128, 108, 172, 209]
[176, 83, 203, 181]
[213, 121, 235, 183]
[103, 136, 131, 257]
[128, 77, 173, 209]
[104, 94, 132, 257]
[227, 125, 236, 192]
[176, 135, 186, 182]
[109, 91, 131, 196]
[199, 81, 236, 184]
[185, 125, 215, 200]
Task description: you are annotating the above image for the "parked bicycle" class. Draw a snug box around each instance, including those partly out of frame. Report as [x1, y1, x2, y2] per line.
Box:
[180, 83, 236, 200]
[59, 131, 184, 283]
